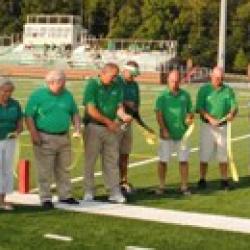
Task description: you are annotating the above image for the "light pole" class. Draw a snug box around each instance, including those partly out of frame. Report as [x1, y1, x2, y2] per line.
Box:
[218, 0, 227, 70]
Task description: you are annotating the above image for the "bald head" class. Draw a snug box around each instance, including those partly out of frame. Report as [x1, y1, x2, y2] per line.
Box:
[45, 69, 66, 94]
[100, 63, 119, 85]
[168, 70, 180, 92]
[210, 66, 224, 88]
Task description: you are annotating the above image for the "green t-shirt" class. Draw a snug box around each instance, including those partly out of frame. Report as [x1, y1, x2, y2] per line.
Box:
[83, 77, 123, 122]
[116, 75, 140, 107]
[155, 88, 193, 140]
[196, 83, 238, 121]
[0, 98, 22, 140]
[25, 87, 78, 133]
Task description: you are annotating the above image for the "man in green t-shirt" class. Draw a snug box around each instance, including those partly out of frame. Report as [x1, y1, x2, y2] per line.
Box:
[25, 70, 81, 209]
[116, 61, 140, 194]
[83, 63, 132, 203]
[155, 70, 194, 195]
[196, 66, 238, 190]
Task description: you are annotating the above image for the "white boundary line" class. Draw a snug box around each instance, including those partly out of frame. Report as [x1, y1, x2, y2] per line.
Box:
[44, 234, 73, 242]
[56, 201, 250, 235]
[30, 133, 250, 193]
[6, 192, 250, 235]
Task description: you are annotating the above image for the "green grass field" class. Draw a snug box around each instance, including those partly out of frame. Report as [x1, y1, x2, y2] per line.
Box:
[1, 78, 250, 250]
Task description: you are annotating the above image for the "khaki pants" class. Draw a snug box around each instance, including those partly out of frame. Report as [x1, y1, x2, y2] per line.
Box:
[34, 132, 72, 202]
[84, 124, 120, 195]
[118, 124, 132, 154]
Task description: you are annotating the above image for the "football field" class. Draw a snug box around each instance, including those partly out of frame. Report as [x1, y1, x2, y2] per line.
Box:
[1, 78, 250, 250]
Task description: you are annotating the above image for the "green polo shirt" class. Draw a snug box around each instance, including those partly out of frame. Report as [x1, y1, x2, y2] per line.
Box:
[116, 75, 140, 107]
[155, 88, 193, 140]
[0, 98, 22, 140]
[196, 82, 238, 121]
[25, 87, 78, 133]
[83, 77, 123, 122]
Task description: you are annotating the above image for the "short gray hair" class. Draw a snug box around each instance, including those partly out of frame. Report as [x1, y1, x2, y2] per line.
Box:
[0, 77, 14, 88]
[45, 70, 66, 82]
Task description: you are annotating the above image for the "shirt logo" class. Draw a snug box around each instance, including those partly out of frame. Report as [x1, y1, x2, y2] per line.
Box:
[207, 95, 212, 101]
[179, 96, 186, 102]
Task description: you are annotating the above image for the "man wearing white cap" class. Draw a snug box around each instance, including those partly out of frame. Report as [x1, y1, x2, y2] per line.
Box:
[116, 61, 141, 194]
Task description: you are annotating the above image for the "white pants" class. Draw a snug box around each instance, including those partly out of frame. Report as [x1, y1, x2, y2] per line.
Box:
[158, 139, 190, 163]
[200, 123, 227, 163]
[0, 139, 16, 194]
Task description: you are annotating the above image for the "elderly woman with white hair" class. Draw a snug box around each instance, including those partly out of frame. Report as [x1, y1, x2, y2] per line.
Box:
[25, 70, 81, 209]
[0, 77, 23, 210]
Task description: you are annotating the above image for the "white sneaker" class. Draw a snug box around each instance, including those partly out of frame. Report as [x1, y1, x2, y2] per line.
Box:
[83, 193, 94, 202]
[108, 193, 126, 204]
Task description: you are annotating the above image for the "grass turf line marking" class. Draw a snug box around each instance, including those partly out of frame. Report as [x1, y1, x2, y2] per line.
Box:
[54, 200, 250, 235]
[44, 234, 73, 242]
[126, 247, 154, 250]
[30, 133, 250, 193]
[6, 192, 250, 235]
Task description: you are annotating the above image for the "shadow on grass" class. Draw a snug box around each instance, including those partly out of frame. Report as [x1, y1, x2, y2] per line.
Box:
[0, 205, 52, 215]
[122, 175, 250, 204]
[15, 176, 250, 209]
[73, 175, 250, 204]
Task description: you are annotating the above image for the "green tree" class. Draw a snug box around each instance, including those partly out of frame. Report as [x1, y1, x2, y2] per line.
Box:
[108, 0, 143, 38]
[233, 48, 248, 72]
[178, 0, 219, 66]
[0, 0, 22, 35]
[227, 1, 250, 70]
[132, 0, 179, 39]
[21, 0, 81, 17]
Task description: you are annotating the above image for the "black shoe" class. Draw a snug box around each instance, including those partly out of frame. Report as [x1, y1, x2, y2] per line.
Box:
[59, 197, 79, 205]
[42, 200, 54, 209]
[221, 180, 230, 191]
[197, 179, 207, 189]
[155, 187, 167, 195]
[120, 182, 134, 195]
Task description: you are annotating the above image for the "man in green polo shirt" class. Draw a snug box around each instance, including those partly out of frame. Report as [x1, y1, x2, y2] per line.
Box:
[83, 63, 132, 203]
[155, 70, 194, 195]
[25, 70, 81, 209]
[196, 66, 238, 190]
[116, 61, 140, 194]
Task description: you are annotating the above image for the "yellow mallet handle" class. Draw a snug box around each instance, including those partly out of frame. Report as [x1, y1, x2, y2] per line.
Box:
[180, 123, 195, 150]
[227, 122, 239, 182]
[68, 132, 83, 171]
[136, 123, 157, 145]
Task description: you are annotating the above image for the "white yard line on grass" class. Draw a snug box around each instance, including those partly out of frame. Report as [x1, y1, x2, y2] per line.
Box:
[126, 247, 154, 250]
[238, 92, 250, 97]
[57, 201, 250, 235]
[30, 133, 250, 193]
[44, 234, 73, 242]
[6, 192, 250, 235]
[239, 106, 249, 109]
